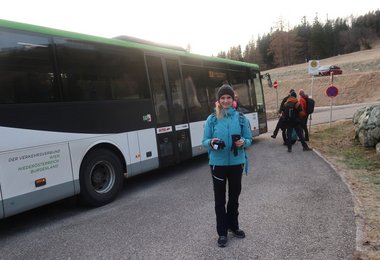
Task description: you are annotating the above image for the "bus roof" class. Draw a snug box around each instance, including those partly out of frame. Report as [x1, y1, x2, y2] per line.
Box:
[0, 19, 259, 70]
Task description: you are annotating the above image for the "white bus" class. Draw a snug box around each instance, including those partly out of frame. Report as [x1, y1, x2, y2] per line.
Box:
[0, 19, 267, 218]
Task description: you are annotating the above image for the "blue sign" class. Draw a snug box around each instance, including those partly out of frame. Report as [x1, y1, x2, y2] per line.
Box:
[326, 86, 339, 97]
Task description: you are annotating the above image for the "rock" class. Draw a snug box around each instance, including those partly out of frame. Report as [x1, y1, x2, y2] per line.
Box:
[353, 107, 366, 124]
[353, 106, 380, 147]
[377, 143, 380, 155]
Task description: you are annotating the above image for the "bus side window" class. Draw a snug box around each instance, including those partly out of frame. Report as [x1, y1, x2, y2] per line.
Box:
[55, 38, 149, 102]
[182, 67, 210, 122]
[0, 29, 58, 104]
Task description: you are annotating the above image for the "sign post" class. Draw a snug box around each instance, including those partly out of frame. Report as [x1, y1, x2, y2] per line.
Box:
[325, 85, 339, 127]
[273, 80, 278, 111]
[308, 60, 319, 97]
[307, 60, 319, 134]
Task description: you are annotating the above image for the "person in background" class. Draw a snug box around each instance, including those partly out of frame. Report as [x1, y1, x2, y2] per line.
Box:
[202, 84, 252, 248]
[298, 89, 309, 141]
[283, 91, 312, 152]
[271, 89, 295, 145]
[232, 91, 239, 110]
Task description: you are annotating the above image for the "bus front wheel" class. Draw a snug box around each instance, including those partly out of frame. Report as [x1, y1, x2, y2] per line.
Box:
[79, 148, 123, 207]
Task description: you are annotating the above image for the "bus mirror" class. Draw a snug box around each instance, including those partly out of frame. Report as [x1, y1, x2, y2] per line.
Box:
[267, 77, 273, 88]
[262, 73, 273, 88]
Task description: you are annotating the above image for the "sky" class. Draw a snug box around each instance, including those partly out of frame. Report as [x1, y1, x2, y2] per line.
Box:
[1, 0, 379, 56]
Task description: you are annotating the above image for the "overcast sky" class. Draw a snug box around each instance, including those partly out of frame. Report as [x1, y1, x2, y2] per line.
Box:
[1, 0, 379, 56]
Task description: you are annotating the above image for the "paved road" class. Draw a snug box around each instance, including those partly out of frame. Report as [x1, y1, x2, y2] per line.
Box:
[1, 102, 377, 259]
[268, 101, 380, 131]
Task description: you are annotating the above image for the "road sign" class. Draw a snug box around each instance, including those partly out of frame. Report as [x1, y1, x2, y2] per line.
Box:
[308, 60, 320, 75]
[273, 80, 278, 89]
[326, 86, 339, 97]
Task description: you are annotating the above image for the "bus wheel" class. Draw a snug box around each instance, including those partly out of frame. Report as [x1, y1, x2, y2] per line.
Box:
[79, 148, 123, 207]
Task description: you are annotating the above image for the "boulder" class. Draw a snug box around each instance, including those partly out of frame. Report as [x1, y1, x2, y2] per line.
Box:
[353, 105, 380, 147]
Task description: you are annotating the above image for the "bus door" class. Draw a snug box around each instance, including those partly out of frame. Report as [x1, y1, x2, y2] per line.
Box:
[146, 56, 192, 167]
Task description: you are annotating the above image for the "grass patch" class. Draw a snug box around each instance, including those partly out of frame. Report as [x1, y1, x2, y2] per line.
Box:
[341, 146, 380, 171]
[310, 120, 380, 258]
[310, 120, 380, 177]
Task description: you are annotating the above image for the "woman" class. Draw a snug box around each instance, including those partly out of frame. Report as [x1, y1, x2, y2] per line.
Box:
[202, 84, 253, 247]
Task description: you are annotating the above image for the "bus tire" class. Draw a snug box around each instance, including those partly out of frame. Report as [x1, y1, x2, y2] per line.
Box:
[79, 148, 123, 207]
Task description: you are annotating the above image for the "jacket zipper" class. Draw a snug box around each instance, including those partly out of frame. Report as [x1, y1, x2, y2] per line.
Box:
[227, 115, 231, 164]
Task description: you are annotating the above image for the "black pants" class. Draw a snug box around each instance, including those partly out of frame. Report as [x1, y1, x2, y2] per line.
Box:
[273, 117, 287, 143]
[286, 125, 308, 150]
[210, 165, 243, 236]
[300, 116, 309, 141]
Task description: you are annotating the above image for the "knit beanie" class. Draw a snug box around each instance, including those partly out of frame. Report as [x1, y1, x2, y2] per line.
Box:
[216, 84, 235, 101]
[290, 91, 297, 98]
[299, 89, 305, 97]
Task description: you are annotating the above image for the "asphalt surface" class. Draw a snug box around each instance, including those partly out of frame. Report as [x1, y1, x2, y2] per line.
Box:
[0, 140, 356, 260]
[2, 103, 377, 259]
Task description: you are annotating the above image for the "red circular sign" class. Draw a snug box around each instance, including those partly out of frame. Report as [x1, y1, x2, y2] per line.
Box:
[273, 80, 278, 89]
[326, 86, 339, 97]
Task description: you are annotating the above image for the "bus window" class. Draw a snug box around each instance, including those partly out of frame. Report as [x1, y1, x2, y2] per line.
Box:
[252, 71, 265, 112]
[146, 56, 170, 124]
[54, 38, 149, 101]
[205, 69, 227, 109]
[0, 30, 58, 104]
[184, 76, 201, 109]
[229, 70, 252, 113]
[182, 66, 210, 122]
[166, 60, 186, 124]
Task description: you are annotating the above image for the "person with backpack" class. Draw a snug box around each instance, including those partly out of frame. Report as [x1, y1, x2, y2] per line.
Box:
[298, 89, 310, 141]
[283, 91, 312, 152]
[271, 89, 295, 144]
[202, 84, 253, 248]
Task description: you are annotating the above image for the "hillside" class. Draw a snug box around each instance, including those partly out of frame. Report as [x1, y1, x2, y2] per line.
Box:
[262, 48, 380, 113]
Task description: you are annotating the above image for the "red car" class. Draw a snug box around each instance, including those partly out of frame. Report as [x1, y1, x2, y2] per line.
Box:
[318, 65, 342, 76]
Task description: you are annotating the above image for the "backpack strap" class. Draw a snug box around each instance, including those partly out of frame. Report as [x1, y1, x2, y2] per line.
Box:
[209, 113, 217, 137]
[238, 111, 250, 176]
[304, 97, 308, 112]
[238, 112, 244, 133]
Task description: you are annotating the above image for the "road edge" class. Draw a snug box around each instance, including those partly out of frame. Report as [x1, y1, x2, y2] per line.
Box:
[312, 148, 366, 254]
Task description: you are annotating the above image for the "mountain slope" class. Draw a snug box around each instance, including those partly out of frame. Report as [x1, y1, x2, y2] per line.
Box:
[262, 48, 380, 112]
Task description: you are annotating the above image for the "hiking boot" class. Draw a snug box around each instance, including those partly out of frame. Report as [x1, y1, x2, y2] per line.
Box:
[229, 229, 246, 238]
[271, 135, 276, 139]
[287, 148, 292, 152]
[217, 236, 228, 247]
[303, 147, 312, 151]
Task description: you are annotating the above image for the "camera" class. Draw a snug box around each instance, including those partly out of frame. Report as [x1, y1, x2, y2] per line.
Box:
[212, 140, 226, 150]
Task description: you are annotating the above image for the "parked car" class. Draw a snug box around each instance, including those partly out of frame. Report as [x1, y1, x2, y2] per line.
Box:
[318, 65, 343, 76]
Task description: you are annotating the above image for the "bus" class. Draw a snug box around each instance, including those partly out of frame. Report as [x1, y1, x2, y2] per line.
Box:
[0, 19, 267, 219]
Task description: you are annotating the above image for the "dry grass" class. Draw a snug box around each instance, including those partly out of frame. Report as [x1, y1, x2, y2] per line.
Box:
[310, 120, 380, 259]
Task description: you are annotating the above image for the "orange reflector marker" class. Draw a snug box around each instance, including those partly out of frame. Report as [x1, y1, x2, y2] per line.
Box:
[35, 178, 46, 187]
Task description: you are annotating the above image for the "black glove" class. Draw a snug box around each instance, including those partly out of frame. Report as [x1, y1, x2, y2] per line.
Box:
[231, 135, 241, 156]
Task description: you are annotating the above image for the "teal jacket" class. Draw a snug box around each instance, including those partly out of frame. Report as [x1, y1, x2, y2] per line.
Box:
[202, 107, 252, 167]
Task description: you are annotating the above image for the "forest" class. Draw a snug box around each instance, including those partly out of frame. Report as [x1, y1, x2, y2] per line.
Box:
[217, 10, 380, 70]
